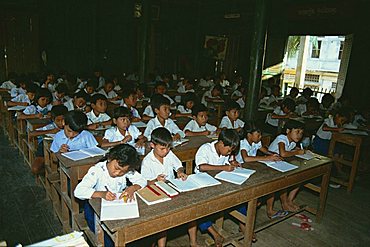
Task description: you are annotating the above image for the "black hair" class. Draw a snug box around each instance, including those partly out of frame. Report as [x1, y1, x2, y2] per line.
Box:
[152, 94, 170, 111]
[321, 93, 335, 106]
[14, 76, 28, 87]
[281, 98, 296, 112]
[218, 129, 240, 148]
[302, 87, 313, 97]
[334, 107, 351, 121]
[192, 104, 208, 117]
[151, 127, 173, 147]
[86, 79, 98, 89]
[225, 100, 241, 111]
[290, 87, 299, 94]
[113, 106, 131, 119]
[50, 105, 68, 118]
[285, 119, 305, 131]
[212, 84, 223, 93]
[55, 83, 68, 94]
[306, 97, 319, 110]
[26, 83, 38, 94]
[106, 144, 140, 171]
[155, 81, 167, 89]
[122, 88, 137, 100]
[90, 93, 107, 105]
[240, 121, 261, 138]
[104, 79, 115, 86]
[180, 92, 197, 109]
[74, 90, 90, 102]
[35, 88, 52, 105]
[64, 110, 87, 132]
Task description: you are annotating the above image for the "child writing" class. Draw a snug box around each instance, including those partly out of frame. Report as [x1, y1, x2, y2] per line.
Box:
[86, 94, 112, 130]
[74, 144, 146, 245]
[7, 82, 37, 107]
[64, 90, 89, 112]
[236, 121, 282, 163]
[176, 92, 197, 117]
[10, 77, 28, 98]
[183, 104, 217, 136]
[76, 79, 97, 97]
[101, 106, 146, 148]
[312, 108, 349, 155]
[265, 98, 296, 134]
[30, 105, 68, 174]
[219, 101, 245, 131]
[141, 128, 198, 247]
[50, 110, 98, 153]
[194, 129, 240, 247]
[120, 88, 141, 121]
[144, 95, 185, 141]
[301, 97, 320, 117]
[142, 93, 161, 121]
[267, 120, 305, 216]
[51, 83, 70, 105]
[201, 84, 222, 108]
[98, 79, 119, 101]
[18, 88, 52, 120]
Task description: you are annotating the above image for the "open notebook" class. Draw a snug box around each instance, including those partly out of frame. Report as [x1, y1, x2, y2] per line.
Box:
[27, 231, 88, 247]
[168, 172, 221, 192]
[259, 160, 298, 172]
[173, 138, 190, 147]
[155, 181, 179, 197]
[61, 146, 107, 161]
[215, 167, 256, 185]
[295, 150, 315, 160]
[100, 193, 139, 221]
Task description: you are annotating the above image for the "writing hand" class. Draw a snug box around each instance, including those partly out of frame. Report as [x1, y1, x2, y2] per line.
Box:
[59, 144, 69, 153]
[103, 191, 116, 201]
[223, 164, 236, 172]
[172, 134, 181, 141]
[177, 172, 187, 181]
[156, 174, 166, 182]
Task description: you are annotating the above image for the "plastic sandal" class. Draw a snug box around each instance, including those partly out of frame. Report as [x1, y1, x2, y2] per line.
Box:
[292, 222, 314, 231]
[295, 213, 312, 223]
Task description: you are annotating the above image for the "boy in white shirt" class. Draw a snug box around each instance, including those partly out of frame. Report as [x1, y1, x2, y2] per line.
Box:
[144, 95, 185, 141]
[154, 81, 175, 106]
[120, 88, 141, 121]
[201, 84, 222, 108]
[177, 78, 195, 93]
[194, 129, 240, 246]
[141, 128, 197, 247]
[101, 106, 146, 149]
[219, 101, 245, 131]
[184, 104, 217, 136]
[52, 83, 70, 105]
[265, 98, 296, 134]
[64, 90, 89, 112]
[86, 94, 112, 130]
[7, 83, 37, 107]
[10, 77, 27, 98]
[98, 80, 119, 101]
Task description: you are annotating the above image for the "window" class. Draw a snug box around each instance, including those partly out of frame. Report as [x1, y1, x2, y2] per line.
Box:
[305, 74, 320, 82]
[311, 41, 322, 58]
[338, 41, 344, 60]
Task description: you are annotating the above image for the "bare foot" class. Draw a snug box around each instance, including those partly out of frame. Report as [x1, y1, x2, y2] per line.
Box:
[267, 209, 278, 219]
[288, 201, 300, 211]
[282, 202, 296, 212]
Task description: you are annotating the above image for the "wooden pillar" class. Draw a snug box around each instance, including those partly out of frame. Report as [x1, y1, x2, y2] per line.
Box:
[244, 0, 268, 122]
[138, 0, 150, 84]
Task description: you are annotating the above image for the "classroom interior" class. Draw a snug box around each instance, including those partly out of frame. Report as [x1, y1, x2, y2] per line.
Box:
[1, 0, 370, 246]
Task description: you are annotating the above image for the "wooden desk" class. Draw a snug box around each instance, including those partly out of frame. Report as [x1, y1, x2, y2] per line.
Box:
[89, 155, 332, 246]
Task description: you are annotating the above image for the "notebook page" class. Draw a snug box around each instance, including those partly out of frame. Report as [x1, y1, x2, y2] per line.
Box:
[100, 193, 139, 221]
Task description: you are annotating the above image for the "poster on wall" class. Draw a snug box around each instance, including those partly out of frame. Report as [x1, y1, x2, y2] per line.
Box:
[204, 36, 228, 60]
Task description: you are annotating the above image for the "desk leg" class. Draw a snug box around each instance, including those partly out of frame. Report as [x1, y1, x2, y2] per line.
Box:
[115, 230, 126, 247]
[317, 164, 331, 222]
[185, 160, 193, 175]
[244, 199, 257, 247]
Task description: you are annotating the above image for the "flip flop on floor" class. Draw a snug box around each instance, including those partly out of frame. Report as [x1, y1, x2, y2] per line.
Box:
[269, 210, 289, 219]
[295, 213, 312, 223]
[292, 222, 314, 231]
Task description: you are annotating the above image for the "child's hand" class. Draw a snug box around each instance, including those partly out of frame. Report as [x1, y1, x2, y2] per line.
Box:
[229, 160, 241, 167]
[121, 186, 137, 202]
[135, 138, 145, 147]
[177, 171, 187, 181]
[172, 133, 181, 141]
[297, 149, 305, 155]
[265, 155, 282, 161]
[156, 174, 166, 182]
[223, 164, 236, 172]
[122, 135, 132, 143]
[36, 113, 43, 119]
[103, 191, 116, 201]
[59, 144, 69, 153]
[51, 128, 60, 134]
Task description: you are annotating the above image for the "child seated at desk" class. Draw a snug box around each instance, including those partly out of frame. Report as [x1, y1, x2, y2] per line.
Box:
[98, 79, 119, 101]
[320, 93, 335, 116]
[177, 77, 195, 93]
[183, 104, 217, 136]
[312, 108, 349, 156]
[194, 129, 240, 246]
[74, 144, 146, 246]
[86, 94, 112, 130]
[236, 121, 282, 163]
[51, 83, 70, 105]
[142, 94, 162, 121]
[50, 110, 98, 153]
[30, 105, 68, 174]
[76, 79, 97, 97]
[18, 88, 52, 120]
[101, 106, 146, 148]
[141, 128, 199, 247]
[219, 101, 245, 132]
[120, 88, 141, 121]
[176, 92, 197, 117]
[10, 77, 28, 98]
[64, 90, 89, 112]
[301, 97, 320, 117]
[154, 81, 175, 106]
[201, 84, 222, 108]
[265, 84, 281, 107]
[265, 98, 296, 134]
[144, 95, 185, 141]
[7, 82, 37, 107]
[266, 120, 305, 217]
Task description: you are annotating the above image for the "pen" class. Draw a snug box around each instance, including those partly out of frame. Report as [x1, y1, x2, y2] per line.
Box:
[300, 143, 303, 150]
[104, 186, 111, 192]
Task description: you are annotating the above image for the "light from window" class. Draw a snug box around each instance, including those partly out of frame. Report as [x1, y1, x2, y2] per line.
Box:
[311, 41, 322, 58]
[338, 41, 344, 60]
[305, 74, 320, 82]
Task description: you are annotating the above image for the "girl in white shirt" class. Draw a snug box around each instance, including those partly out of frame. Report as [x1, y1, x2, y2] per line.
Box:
[176, 92, 196, 117]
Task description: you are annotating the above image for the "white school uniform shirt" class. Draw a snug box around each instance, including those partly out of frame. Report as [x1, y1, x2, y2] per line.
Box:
[74, 161, 146, 200]
[236, 139, 262, 163]
[10, 87, 26, 98]
[50, 129, 97, 153]
[268, 134, 296, 154]
[143, 105, 155, 118]
[266, 95, 279, 106]
[194, 141, 230, 173]
[219, 116, 245, 129]
[183, 119, 217, 133]
[231, 90, 243, 98]
[201, 90, 212, 107]
[266, 106, 285, 127]
[23, 104, 52, 115]
[41, 82, 57, 93]
[163, 94, 175, 105]
[177, 105, 192, 114]
[144, 116, 185, 140]
[98, 76, 105, 89]
[11, 94, 31, 105]
[0, 80, 16, 89]
[64, 98, 75, 111]
[120, 102, 141, 119]
[199, 79, 214, 88]
[86, 111, 111, 124]
[141, 150, 182, 180]
[295, 103, 306, 116]
[316, 116, 337, 140]
[36, 121, 58, 131]
[52, 92, 70, 103]
[177, 85, 195, 94]
[236, 97, 245, 108]
[98, 89, 118, 99]
[103, 125, 141, 146]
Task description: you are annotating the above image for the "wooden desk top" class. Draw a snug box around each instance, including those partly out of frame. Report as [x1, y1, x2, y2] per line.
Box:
[90, 154, 331, 235]
[26, 118, 51, 131]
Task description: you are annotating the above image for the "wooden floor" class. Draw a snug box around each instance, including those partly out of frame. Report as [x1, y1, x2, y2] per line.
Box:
[0, 129, 369, 246]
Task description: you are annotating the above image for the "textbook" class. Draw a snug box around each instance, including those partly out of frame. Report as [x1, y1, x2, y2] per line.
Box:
[61, 146, 107, 161]
[100, 193, 139, 221]
[136, 185, 171, 205]
[168, 172, 221, 192]
[259, 160, 298, 172]
[27, 231, 88, 247]
[173, 138, 189, 147]
[295, 151, 315, 160]
[132, 121, 147, 128]
[215, 167, 256, 185]
[155, 181, 179, 197]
